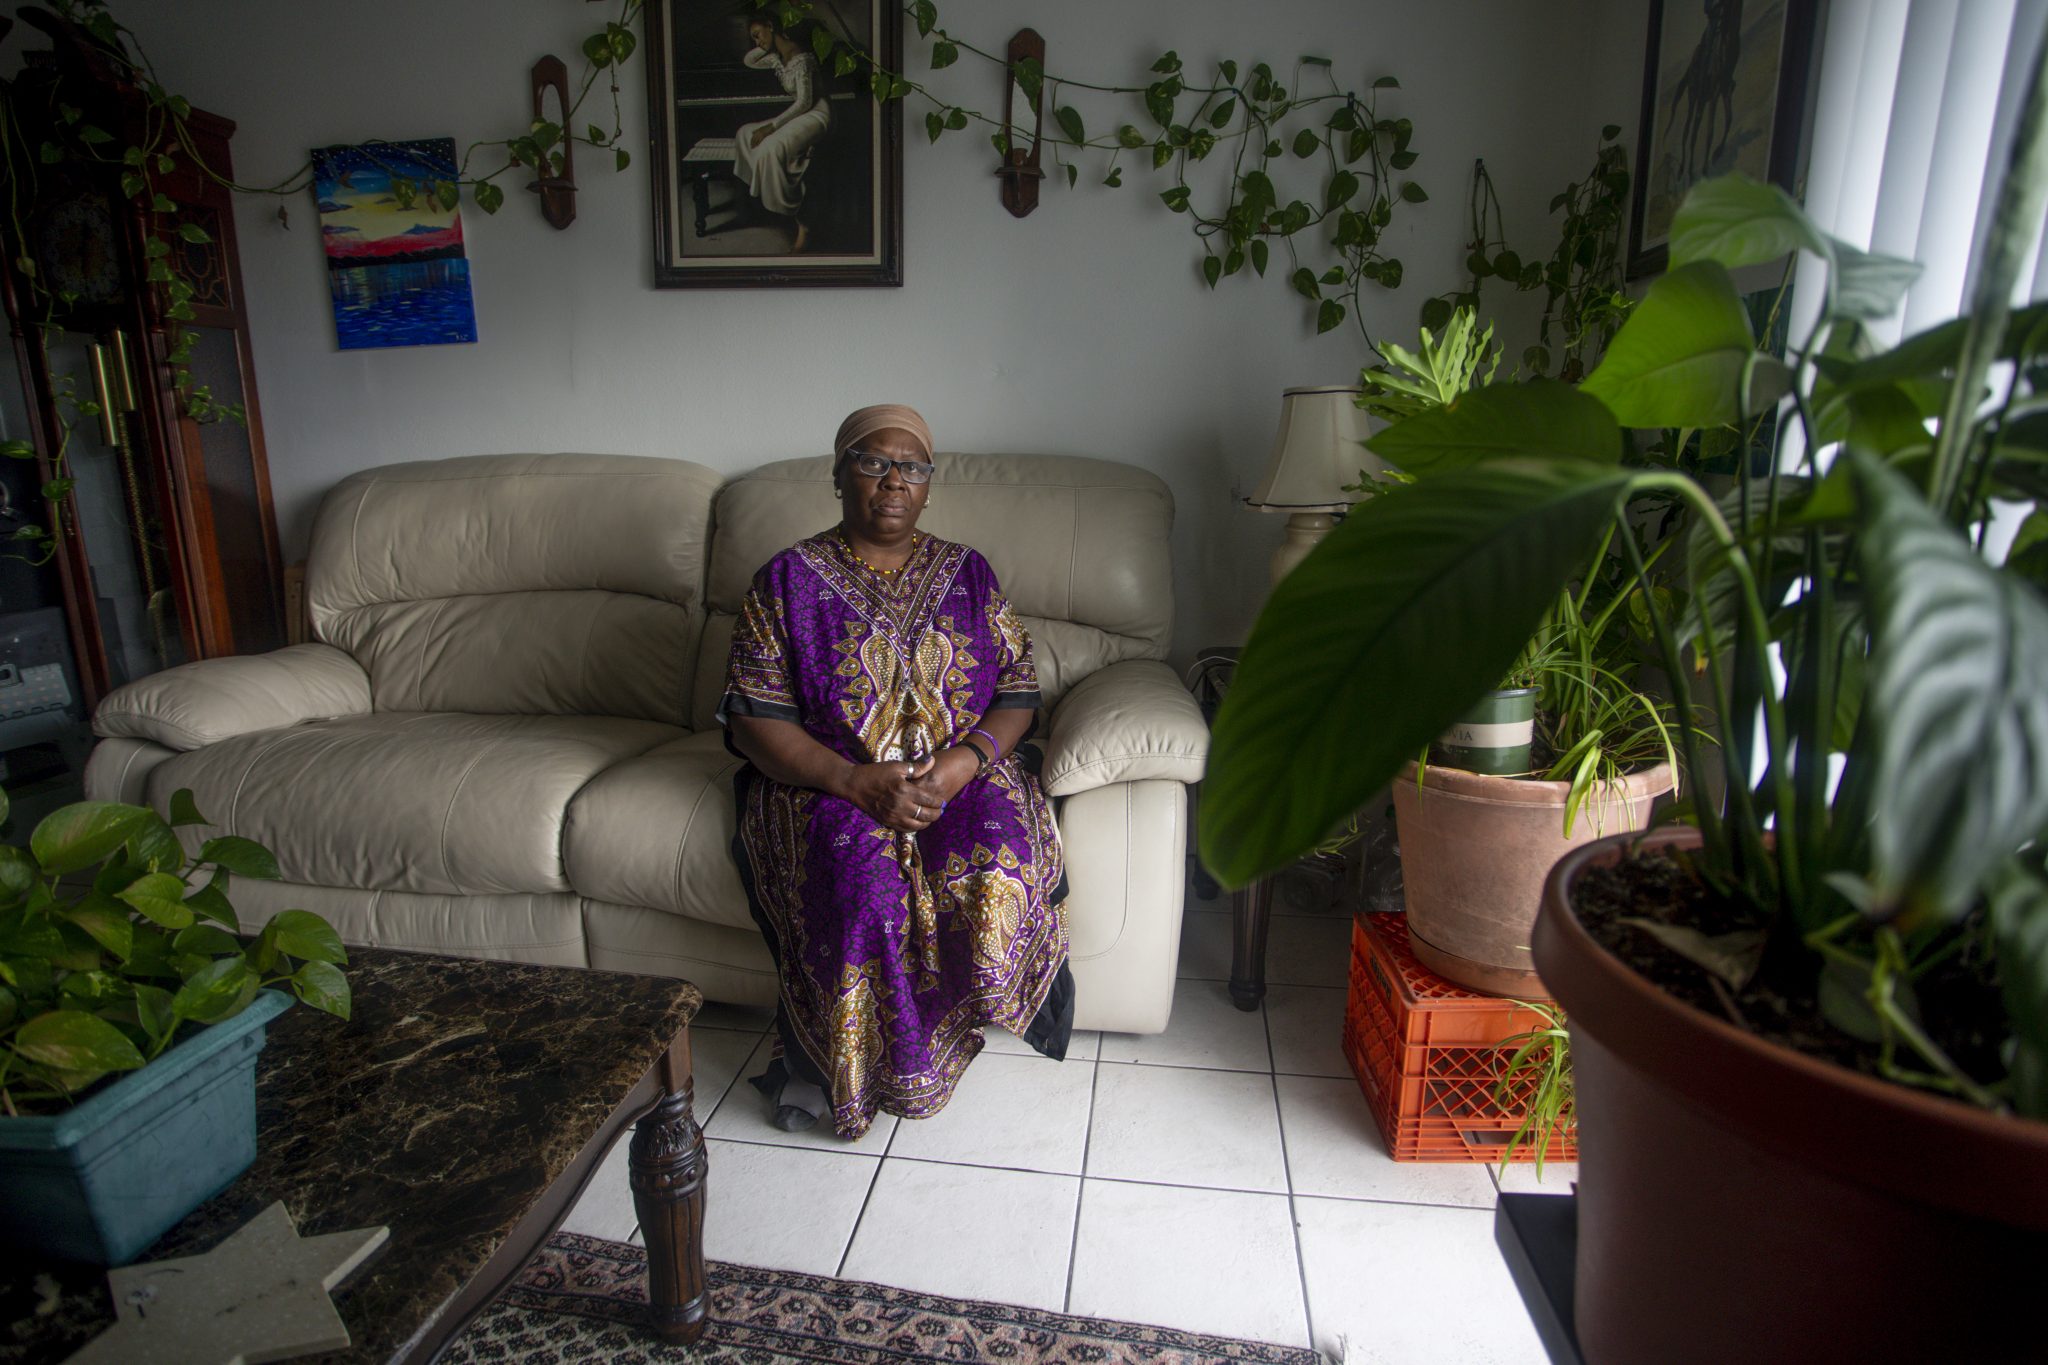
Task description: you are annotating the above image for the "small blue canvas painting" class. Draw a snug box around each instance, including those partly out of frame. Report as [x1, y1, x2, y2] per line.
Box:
[311, 138, 478, 349]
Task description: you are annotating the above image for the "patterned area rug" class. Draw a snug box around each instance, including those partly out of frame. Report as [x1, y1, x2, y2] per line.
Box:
[443, 1231, 1324, 1364]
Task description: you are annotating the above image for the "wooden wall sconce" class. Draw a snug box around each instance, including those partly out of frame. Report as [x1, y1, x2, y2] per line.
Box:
[997, 29, 1045, 218]
[528, 55, 576, 229]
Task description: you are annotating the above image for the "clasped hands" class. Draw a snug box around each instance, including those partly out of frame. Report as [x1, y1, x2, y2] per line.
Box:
[834, 746, 981, 832]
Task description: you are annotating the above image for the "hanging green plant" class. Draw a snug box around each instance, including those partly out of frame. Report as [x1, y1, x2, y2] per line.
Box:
[761, 0, 1429, 356]
[1422, 127, 1635, 380]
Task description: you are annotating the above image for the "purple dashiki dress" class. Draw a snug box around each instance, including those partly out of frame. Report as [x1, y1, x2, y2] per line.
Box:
[719, 528, 1071, 1139]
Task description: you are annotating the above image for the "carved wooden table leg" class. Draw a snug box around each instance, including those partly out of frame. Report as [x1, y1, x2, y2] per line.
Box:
[630, 1033, 709, 1345]
[1231, 875, 1272, 1011]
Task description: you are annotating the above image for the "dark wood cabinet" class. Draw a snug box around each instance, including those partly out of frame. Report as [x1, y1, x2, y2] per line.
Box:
[1, 22, 282, 824]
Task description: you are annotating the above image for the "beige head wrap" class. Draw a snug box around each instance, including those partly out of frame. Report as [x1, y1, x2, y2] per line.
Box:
[833, 404, 934, 463]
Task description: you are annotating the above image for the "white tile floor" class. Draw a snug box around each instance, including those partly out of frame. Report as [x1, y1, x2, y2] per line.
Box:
[563, 868, 1569, 1363]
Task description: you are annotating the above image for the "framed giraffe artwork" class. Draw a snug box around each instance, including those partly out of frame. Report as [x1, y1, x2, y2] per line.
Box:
[1628, 0, 1822, 279]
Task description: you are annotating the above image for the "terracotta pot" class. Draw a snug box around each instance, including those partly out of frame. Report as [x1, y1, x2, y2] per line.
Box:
[1392, 760, 1670, 996]
[1535, 828, 2048, 1364]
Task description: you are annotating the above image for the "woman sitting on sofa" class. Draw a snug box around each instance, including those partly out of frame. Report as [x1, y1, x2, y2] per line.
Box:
[718, 403, 1075, 1139]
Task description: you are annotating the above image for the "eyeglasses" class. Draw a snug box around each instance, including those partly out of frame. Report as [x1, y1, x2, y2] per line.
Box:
[846, 451, 934, 484]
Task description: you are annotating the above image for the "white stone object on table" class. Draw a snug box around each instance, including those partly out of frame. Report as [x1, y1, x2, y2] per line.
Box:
[65, 1201, 388, 1365]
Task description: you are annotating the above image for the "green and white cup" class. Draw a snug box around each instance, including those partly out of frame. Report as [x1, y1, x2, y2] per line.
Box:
[1434, 687, 1538, 775]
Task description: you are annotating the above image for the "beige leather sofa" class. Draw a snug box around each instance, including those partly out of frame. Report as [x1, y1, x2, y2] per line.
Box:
[83, 452, 1208, 1034]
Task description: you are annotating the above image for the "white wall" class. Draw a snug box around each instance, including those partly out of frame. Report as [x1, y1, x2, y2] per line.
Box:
[118, 0, 1644, 663]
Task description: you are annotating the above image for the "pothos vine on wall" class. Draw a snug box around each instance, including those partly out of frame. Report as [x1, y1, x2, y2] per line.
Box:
[758, 0, 1431, 357]
[1420, 127, 1635, 382]
[0, 0, 649, 565]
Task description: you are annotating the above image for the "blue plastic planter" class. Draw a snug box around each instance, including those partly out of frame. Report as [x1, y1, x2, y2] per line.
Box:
[0, 990, 292, 1266]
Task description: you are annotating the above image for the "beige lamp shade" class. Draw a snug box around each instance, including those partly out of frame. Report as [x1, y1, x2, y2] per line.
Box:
[1246, 385, 1385, 512]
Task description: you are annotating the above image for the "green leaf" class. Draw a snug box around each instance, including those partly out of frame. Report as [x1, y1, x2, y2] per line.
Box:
[474, 181, 505, 214]
[1066, 162, 1079, 190]
[172, 923, 243, 960]
[1991, 857, 2048, 1117]
[126, 813, 184, 873]
[133, 982, 176, 1043]
[1390, 149, 1418, 170]
[1374, 75, 1401, 89]
[1200, 460, 1640, 885]
[1292, 128, 1320, 158]
[607, 25, 636, 62]
[1117, 124, 1146, 149]
[930, 39, 958, 70]
[78, 125, 114, 146]
[1829, 238, 1923, 322]
[167, 789, 208, 827]
[583, 31, 614, 66]
[291, 959, 351, 1019]
[1367, 380, 1623, 474]
[0, 846, 33, 901]
[1315, 299, 1345, 334]
[11, 1010, 145, 1074]
[1210, 98, 1236, 128]
[172, 956, 252, 1023]
[1250, 238, 1269, 276]
[1290, 266, 1319, 300]
[31, 803, 155, 876]
[1152, 50, 1182, 74]
[616, 147, 631, 172]
[946, 108, 968, 131]
[926, 111, 944, 143]
[118, 872, 195, 930]
[64, 895, 135, 961]
[1102, 167, 1123, 188]
[266, 909, 345, 964]
[1160, 185, 1191, 213]
[1055, 106, 1085, 144]
[912, 0, 937, 37]
[184, 872, 238, 930]
[197, 836, 279, 880]
[1581, 261, 1760, 428]
[1669, 173, 1828, 270]
[1853, 453, 2048, 917]
[1399, 180, 1428, 203]
[1203, 255, 1222, 288]
[1325, 170, 1359, 211]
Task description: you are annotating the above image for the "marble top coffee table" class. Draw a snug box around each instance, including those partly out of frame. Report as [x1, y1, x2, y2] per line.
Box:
[0, 946, 708, 1363]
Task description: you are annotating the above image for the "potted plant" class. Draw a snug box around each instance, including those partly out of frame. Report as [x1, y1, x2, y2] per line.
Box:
[1203, 39, 2048, 1358]
[1355, 310, 1681, 997]
[0, 784, 351, 1265]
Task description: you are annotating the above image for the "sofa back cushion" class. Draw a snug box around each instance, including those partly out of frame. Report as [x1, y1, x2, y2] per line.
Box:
[309, 454, 721, 724]
[693, 453, 1174, 729]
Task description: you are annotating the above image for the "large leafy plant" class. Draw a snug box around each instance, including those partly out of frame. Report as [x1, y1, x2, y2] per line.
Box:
[1203, 46, 2048, 1116]
[0, 785, 350, 1115]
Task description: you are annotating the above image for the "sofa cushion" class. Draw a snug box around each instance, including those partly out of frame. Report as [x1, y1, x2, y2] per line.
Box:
[143, 712, 682, 897]
[563, 730, 754, 931]
[307, 454, 721, 724]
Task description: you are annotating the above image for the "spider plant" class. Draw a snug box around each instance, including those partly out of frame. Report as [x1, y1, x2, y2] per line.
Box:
[1493, 1000, 1574, 1176]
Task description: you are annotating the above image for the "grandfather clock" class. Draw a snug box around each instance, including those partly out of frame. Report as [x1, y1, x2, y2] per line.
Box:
[0, 14, 283, 817]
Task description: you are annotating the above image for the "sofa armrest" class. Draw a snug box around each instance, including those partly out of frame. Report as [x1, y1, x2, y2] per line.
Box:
[1041, 659, 1209, 797]
[92, 643, 372, 752]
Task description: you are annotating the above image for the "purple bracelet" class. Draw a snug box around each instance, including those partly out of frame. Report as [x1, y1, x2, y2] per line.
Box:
[967, 727, 1001, 766]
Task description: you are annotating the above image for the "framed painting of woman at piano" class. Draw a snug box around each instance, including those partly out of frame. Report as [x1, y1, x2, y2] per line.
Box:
[647, 0, 903, 287]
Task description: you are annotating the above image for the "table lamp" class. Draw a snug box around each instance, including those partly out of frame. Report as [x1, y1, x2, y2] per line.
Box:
[1245, 385, 1385, 584]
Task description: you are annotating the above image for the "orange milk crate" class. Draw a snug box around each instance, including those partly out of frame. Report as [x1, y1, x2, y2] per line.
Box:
[1344, 912, 1578, 1163]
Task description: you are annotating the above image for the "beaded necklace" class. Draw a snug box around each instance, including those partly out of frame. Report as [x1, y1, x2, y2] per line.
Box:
[837, 526, 919, 577]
